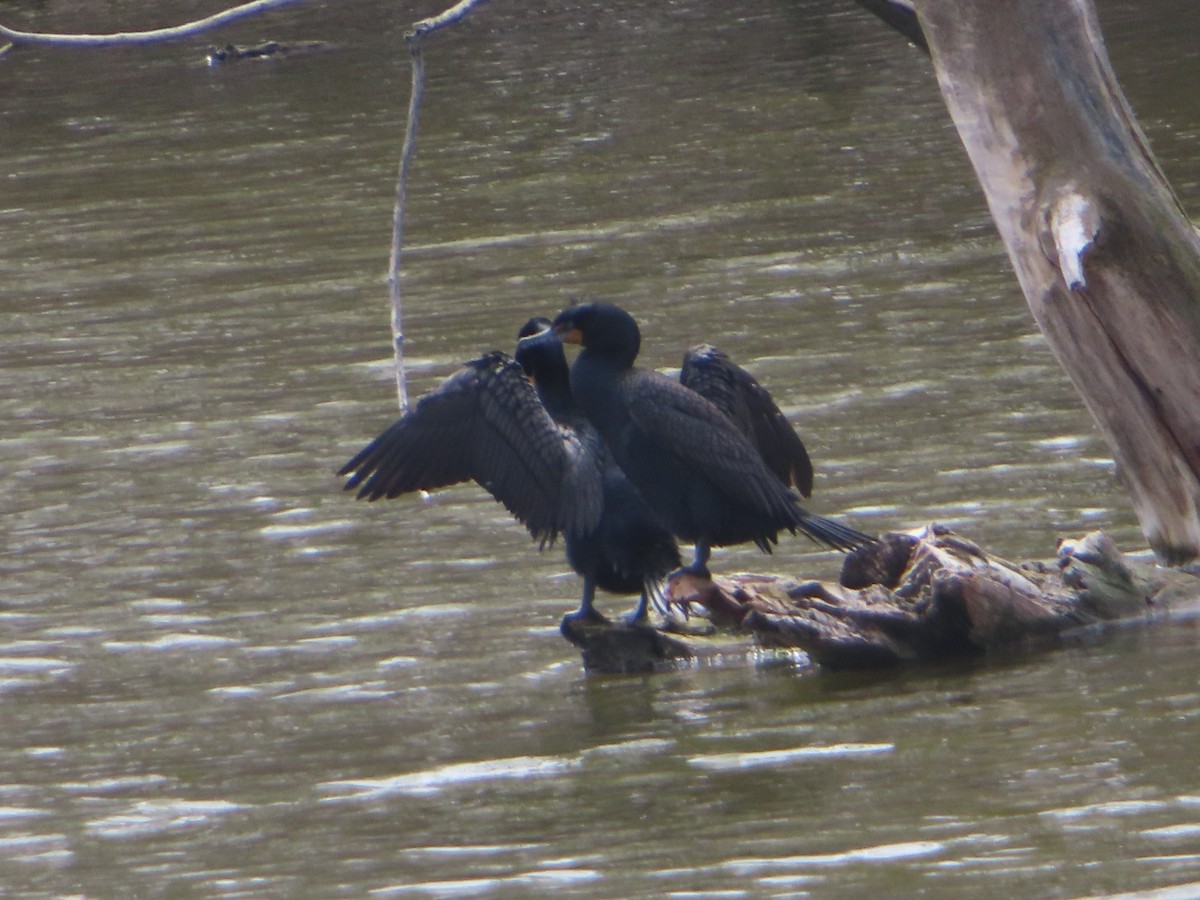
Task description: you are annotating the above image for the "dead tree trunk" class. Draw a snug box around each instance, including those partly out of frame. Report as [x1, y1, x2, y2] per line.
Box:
[861, 0, 1200, 565]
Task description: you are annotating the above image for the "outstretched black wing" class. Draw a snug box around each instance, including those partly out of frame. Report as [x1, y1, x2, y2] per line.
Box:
[339, 352, 603, 545]
[681, 344, 814, 498]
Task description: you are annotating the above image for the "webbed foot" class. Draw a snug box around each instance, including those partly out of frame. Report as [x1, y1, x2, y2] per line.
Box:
[562, 605, 610, 627]
[619, 607, 657, 629]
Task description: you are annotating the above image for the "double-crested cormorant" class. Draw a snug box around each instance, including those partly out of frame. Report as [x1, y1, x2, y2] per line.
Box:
[338, 318, 680, 625]
[550, 302, 874, 574]
[516, 319, 682, 623]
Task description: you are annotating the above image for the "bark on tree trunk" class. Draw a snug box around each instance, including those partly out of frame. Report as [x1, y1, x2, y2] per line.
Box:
[909, 0, 1200, 564]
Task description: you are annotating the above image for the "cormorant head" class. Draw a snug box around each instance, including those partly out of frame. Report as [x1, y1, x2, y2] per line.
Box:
[517, 317, 553, 341]
[515, 316, 552, 367]
[515, 317, 564, 378]
[551, 302, 641, 366]
[515, 316, 573, 416]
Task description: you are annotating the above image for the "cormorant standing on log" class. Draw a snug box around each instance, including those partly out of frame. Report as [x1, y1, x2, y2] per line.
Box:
[338, 318, 681, 625]
[550, 302, 874, 575]
[515, 318, 683, 624]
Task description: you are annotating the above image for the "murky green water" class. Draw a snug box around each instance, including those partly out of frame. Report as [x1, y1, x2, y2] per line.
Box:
[3, 0, 1200, 895]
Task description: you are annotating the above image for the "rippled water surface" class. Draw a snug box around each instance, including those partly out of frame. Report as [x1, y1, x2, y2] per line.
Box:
[3, 0, 1200, 895]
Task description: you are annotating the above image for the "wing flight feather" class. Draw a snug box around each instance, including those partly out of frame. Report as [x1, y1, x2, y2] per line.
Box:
[681, 344, 814, 496]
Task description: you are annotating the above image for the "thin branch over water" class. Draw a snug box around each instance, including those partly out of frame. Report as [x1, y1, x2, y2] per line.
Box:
[388, 0, 490, 411]
[0, 0, 317, 47]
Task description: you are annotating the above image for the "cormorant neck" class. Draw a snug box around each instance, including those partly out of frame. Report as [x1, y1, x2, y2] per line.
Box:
[532, 358, 575, 420]
[516, 320, 576, 419]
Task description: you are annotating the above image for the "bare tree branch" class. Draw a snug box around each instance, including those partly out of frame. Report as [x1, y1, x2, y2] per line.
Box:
[850, 0, 927, 53]
[387, 39, 424, 414]
[387, 0, 489, 411]
[409, 0, 490, 38]
[0, 0, 317, 48]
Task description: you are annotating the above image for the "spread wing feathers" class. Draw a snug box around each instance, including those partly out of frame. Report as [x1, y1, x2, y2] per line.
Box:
[339, 352, 603, 545]
[621, 370, 800, 521]
[681, 344, 814, 497]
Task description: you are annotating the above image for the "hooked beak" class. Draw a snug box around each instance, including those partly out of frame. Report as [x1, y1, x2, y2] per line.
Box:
[554, 322, 582, 345]
[516, 323, 555, 348]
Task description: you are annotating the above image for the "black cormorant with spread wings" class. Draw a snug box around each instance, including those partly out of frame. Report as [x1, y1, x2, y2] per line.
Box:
[338, 319, 680, 625]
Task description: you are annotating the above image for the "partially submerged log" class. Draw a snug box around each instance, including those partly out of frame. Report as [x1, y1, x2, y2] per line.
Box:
[747, 527, 1160, 668]
[560, 614, 742, 676]
[205, 40, 333, 65]
[853, 0, 1200, 564]
[559, 616, 695, 675]
[561, 526, 1200, 674]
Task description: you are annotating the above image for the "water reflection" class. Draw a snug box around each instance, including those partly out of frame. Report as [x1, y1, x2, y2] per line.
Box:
[2, 0, 1200, 895]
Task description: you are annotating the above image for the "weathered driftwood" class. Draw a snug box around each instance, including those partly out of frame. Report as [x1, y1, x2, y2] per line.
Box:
[560, 526, 1200, 674]
[854, 0, 1200, 564]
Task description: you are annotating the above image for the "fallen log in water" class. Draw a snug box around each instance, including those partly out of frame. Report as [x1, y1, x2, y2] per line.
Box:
[560, 525, 1200, 674]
